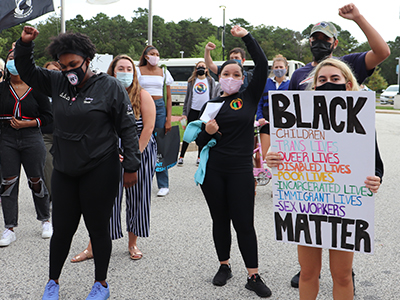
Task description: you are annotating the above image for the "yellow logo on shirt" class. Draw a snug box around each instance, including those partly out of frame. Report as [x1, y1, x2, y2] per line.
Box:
[230, 98, 243, 110]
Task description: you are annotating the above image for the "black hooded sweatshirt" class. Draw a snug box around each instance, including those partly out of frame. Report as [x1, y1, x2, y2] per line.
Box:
[14, 39, 141, 176]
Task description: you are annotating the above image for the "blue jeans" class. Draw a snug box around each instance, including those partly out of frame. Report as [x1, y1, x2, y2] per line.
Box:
[154, 99, 168, 189]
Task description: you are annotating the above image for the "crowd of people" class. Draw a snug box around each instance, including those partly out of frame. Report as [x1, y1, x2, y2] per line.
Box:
[0, 3, 391, 300]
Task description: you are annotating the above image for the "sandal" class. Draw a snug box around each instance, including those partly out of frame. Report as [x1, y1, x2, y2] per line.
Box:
[129, 246, 143, 260]
[71, 249, 93, 263]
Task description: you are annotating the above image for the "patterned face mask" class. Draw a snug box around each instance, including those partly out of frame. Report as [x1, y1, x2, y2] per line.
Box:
[62, 58, 87, 86]
[273, 69, 286, 78]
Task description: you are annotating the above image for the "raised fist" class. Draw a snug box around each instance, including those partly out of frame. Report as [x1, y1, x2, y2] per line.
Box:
[21, 26, 39, 43]
[205, 42, 216, 51]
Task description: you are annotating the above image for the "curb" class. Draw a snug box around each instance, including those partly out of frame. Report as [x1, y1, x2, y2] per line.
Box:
[376, 109, 400, 114]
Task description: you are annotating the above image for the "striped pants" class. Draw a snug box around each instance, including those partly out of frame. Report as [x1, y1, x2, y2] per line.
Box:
[109, 137, 157, 239]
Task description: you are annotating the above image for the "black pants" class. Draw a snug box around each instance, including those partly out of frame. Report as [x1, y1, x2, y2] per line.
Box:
[200, 167, 258, 268]
[49, 151, 120, 281]
[180, 109, 201, 158]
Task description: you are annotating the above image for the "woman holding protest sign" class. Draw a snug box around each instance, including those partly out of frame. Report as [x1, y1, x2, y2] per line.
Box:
[266, 58, 383, 300]
[194, 25, 271, 298]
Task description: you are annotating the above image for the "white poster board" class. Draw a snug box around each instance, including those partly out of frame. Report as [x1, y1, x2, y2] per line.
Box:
[90, 54, 113, 73]
[269, 91, 376, 254]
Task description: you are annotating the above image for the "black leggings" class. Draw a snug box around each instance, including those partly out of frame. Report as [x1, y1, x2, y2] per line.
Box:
[200, 167, 258, 268]
[180, 109, 201, 158]
[49, 152, 120, 281]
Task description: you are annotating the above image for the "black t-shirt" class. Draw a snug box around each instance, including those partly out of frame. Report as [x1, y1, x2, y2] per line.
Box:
[196, 33, 268, 173]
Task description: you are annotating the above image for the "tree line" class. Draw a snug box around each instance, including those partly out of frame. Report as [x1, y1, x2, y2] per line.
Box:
[1, 8, 399, 91]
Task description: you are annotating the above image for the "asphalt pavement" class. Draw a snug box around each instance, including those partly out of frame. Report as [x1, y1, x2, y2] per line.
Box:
[0, 111, 399, 300]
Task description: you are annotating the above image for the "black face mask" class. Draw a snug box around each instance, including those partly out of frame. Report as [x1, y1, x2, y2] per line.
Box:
[310, 40, 334, 63]
[196, 67, 206, 76]
[62, 58, 88, 86]
[315, 82, 346, 91]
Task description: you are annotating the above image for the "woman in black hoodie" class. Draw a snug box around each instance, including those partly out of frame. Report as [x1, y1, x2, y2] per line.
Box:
[14, 26, 141, 300]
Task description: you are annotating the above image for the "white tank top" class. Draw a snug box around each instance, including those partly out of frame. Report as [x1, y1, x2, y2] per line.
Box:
[136, 67, 174, 97]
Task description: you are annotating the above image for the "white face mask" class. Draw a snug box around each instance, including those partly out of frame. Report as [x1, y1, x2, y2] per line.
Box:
[219, 77, 243, 95]
[146, 55, 160, 66]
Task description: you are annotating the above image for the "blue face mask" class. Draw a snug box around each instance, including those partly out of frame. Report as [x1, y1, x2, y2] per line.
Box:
[116, 72, 134, 89]
[233, 59, 242, 65]
[6, 60, 19, 76]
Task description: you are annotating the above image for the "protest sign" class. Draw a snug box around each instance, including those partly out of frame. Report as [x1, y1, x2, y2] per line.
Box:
[269, 91, 375, 253]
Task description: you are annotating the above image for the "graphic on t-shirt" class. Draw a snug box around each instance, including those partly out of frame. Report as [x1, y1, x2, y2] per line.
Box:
[230, 98, 243, 110]
[300, 76, 314, 86]
[194, 82, 207, 94]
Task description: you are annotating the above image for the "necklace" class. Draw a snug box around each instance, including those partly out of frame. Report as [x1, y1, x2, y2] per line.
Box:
[11, 82, 25, 89]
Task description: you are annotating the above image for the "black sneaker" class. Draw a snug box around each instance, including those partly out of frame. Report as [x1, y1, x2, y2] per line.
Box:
[245, 274, 272, 298]
[212, 264, 232, 286]
[291, 271, 321, 288]
[292, 271, 354, 293]
[290, 271, 300, 288]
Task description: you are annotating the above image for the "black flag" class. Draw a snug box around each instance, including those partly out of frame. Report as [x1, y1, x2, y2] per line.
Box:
[0, 0, 54, 32]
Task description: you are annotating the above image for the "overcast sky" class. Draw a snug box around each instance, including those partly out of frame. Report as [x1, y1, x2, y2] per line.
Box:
[35, 0, 399, 44]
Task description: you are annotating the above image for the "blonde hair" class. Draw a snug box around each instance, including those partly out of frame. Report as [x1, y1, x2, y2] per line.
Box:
[309, 58, 360, 91]
[269, 54, 288, 77]
[107, 54, 142, 119]
[43, 61, 61, 70]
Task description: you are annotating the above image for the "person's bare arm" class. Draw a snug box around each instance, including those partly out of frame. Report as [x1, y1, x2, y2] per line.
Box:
[139, 89, 156, 152]
[339, 3, 390, 70]
[204, 42, 218, 75]
[164, 85, 172, 133]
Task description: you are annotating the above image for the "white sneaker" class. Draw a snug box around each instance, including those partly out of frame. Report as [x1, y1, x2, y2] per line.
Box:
[157, 188, 169, 197]
[177, 157, 184, 166]
[0, 229, 16, 247]
[42, 221, 53, 239]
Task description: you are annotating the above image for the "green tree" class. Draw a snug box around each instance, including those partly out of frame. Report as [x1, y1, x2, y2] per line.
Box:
[223, 19, 254, 60]
[252, 25, 277, 60]
[127, 45, 140, 61]
[0, 37, 7, 56]
[0, 23, 27, 60]
[175, 17, 216, 59]
[271, 27, 303, 61]
[191, 35, 223, 60]
[65, 14, 87, 32]
[153, 16, 179, 58]
[364, 67, 388, 92]
[379, 37, 400, 85]
[5, 10, 396, 86]
[34, 14, 62, 66]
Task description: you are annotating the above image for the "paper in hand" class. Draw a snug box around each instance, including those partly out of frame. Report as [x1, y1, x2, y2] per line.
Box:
[200, 101, 225, 122]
